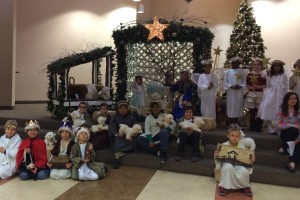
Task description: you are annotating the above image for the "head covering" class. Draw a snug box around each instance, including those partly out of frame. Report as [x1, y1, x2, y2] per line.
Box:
[58, 121, 73, 135]
[201, 59, 214, 65]
[251, 57, 263, 63]
[229, 56, 242, 63]
[293, 59, 300, 69]
[117, 100, 128, 108]
[76, 127, 90, 140]
[25, 120, 40, 132]
[4, 120, 18, 129]
[271, 60, 285, 66]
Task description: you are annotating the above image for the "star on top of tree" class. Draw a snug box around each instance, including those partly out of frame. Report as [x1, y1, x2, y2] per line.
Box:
[144, 17, 168, 41]
[213, 46, 223, 56]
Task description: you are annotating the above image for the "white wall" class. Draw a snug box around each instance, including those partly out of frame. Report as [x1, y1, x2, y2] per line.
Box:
[15, 0, 137, 101]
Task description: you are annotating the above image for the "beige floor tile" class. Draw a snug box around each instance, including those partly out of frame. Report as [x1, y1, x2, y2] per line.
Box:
[251, 182, 300, 200]
[136, 170, 216, 200]
[0, 178, 78, 200]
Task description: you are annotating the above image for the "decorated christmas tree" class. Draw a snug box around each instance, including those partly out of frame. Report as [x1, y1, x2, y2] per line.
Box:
[226, 1, 266, 68]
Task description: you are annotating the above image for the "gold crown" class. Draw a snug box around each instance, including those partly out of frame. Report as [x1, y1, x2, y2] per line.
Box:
[25, 120, 40, 131]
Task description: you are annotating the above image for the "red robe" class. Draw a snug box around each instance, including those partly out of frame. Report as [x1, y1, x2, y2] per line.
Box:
[246, 72, 266, 92]
[16, 138, 48, 169]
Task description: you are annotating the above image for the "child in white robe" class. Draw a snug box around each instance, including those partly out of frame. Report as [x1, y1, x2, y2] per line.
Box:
[198, 59, 218, 119]
[289, 59, 300, 98]
[130, 76, 146, 116]
[257, 60, 288, 134]
[0, 120, 21, 179]
[223, 57, 246, 127]
[214, 127, 254, 197]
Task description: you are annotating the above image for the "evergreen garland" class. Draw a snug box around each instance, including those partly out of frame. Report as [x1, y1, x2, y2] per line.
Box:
[46, 74, 55, 114]
[112, 19, 214, 102]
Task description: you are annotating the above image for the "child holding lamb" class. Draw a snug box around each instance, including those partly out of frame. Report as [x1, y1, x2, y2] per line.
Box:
[214, 127, 254, 197]
[16, 120, 50, 180]
[109, 100, 137, 169]
[175, 106, 202, 162]
[48, 121, 75, 180]
[0, 120, 22, 179]
[137, 102, 176, 164]
[70, 127, 106, 180]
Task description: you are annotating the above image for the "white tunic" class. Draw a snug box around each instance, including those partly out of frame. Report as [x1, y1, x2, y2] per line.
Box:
[130, 81, 146, 115]
[197, 73, 218, 118]
[257, 74, 288, 121]
[0, 134, 21, 179]
[78, 143, 98, 180]
[223, 68, 246, 118]
[215, 141, 252, 189]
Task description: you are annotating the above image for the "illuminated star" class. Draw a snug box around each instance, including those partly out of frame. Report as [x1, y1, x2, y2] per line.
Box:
[250, 75, 258, 84]
[235, 73, 242, 81]
[213, 46, 223, 56]
[144, 17, 168, 41]
[263, 57, 271, 67]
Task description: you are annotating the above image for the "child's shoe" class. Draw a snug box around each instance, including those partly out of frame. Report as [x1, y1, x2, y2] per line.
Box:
[218, 186, 227, 196]
[191, 153, 200, 162]
[244, 187, 253, 197]
[160, 151, 167, 164]
[112, 159, 122, 169]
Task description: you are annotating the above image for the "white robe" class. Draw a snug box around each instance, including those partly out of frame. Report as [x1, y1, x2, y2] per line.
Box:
[289, 75, 300, 99]
[215, 141, 252, 189]
[223, 68, 246, 118]
[197, 73, 218, 118]
[0, 133, 21, 179]
[78, 143, 98, 180]
[257, 74, 288, 121]
[130, 81, 146, 115]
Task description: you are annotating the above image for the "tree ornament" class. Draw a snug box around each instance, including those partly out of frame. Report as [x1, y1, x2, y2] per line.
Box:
[144, 17, 168, 41]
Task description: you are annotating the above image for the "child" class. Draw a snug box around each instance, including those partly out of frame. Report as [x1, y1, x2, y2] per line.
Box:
[214, 128, 254, 197]
[0, 120, 22, 179]
[276, 92, 300, 155]
[48, 121, 75, 180]
[257, 60, 288, 134]
[223, 57, 246, 127]
[130, 76, 146, 116]
[289, 59, 300, 98]
[175, 106, 202, 162]
[90, 103, 111, 150]
[170, 70, 194, 120]
[244, 57, 266, 132]
[70, 127, 106, 180]
[137, 102, 176, 164]
[198, 59, 218, 119]
[16, 120, 50, 180]
[108, 100, 136, 169]
[77, 102, 92, 128]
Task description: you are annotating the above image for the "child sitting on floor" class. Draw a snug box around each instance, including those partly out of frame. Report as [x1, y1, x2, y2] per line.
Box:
[48, 121, 75, 180]
[214, 127, 254, 197]
[0, 120, 22, 179]
[175, 106, 202, 162]
[70, 127, 106, 180]
[16, 120, 50, 180]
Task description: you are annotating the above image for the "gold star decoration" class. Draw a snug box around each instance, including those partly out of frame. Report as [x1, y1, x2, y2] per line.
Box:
[263, 57, 271, 67]
[144, 17, 168, 41]
[250, 75, 258, 84]
[235, 73, 242, 81]
[213, 46, 223, 56]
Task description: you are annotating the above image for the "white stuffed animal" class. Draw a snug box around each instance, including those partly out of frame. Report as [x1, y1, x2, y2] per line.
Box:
[179, 117, 205, 133]
[239, 130, 256, 151]
[150, 92, 169, 109]
[44, 132, 57, 146]
[118, 124, 143, 141]
[91, 116, 108, 133]
[98, 86, 111, 100]
[157, 114, 176, 127]
[70, 110, 86, 129]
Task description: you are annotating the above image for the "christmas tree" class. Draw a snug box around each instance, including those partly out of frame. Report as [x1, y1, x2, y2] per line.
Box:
[226, 1, 266, 68]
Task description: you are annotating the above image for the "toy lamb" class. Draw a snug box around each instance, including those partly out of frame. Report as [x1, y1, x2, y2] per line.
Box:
[179, 117, 205, 133]
[118, 124, 143, 141]
[70, 110, 86, 129]
[239, 130, 256, 151]
[44, 132, 57, 146]
[90, 116, 108, 133]
[157, 114, 176, 127]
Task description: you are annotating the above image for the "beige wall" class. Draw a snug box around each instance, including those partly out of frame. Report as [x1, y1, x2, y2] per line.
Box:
[2, 0, 299, 102]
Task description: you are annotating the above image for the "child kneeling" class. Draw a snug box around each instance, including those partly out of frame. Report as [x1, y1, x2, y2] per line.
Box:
[70, 127, 106, 180]
[214, 128, 254, 197]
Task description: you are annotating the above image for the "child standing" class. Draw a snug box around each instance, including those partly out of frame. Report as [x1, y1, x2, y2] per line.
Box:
[137, 102, 175, 164]
[289, 59, 300, 98]
[130, 76, 146, 116]
[198, 59, 218, 119]
[109, 100, 136, 169]
[175, 106, 202, 162]
[16, 120, 50, 180]
[90, 103, 111, 150]
[223, 57, 246, 127]
[257, 60, 288, 134]
[0, 120, 21, 179]
[70, 127, 106, 180]
[214, 128, 254, 197]
[244, 57, 266, 132]
[48, 121, 75, 180]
